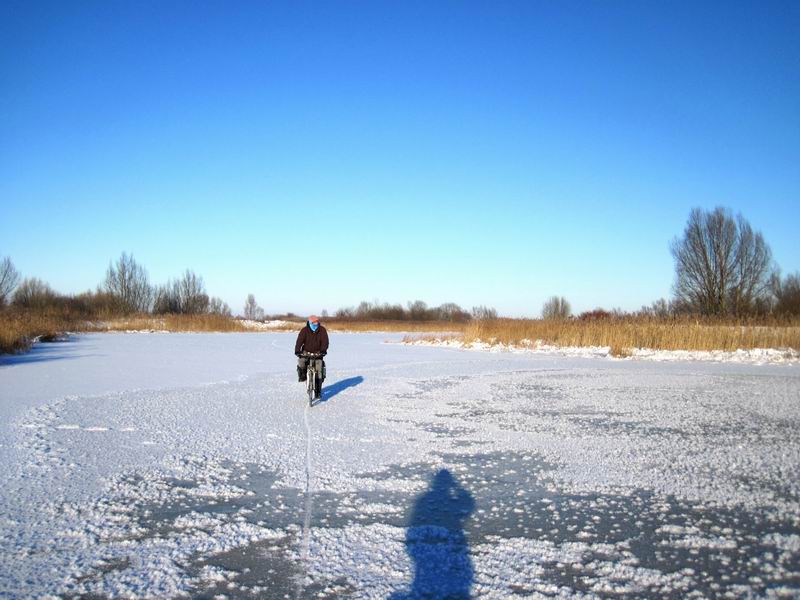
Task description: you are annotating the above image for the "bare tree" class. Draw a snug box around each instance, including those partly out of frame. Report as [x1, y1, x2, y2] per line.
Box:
[671, 208, 773, 315]
[542, 296, 571, 319]
[153, 281, 181, 314]
[355, 301, 375, 319]
[243, 294, 264, 320]
[471, 305, 497, 320]
[639, 298, 672, 318]
[105, 253, 153, 314]
[151, 271, 208, 314]
[12, 278, 57, 310]
[730, 216, 774, 314]
[209, 297, 232, 317]
[178, 270, 209, 314]
[335, 306, 355, 319]
[436, 302, 470, 322]
[407, 300, 430, 321]
[0, 256, 21, 306]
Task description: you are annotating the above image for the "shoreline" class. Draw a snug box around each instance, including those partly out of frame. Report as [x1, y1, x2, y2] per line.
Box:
[401, 335, 800, 365]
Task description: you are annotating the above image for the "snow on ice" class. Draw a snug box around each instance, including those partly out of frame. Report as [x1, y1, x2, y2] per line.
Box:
[0, 332, 798, 598]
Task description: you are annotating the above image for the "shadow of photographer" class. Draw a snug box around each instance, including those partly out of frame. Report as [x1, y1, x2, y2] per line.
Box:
[390, 469, 475, 599]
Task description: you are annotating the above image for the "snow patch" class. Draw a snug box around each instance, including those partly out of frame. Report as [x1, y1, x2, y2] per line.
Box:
[238, 319, 294, 330]
[403, 337, 799, 365]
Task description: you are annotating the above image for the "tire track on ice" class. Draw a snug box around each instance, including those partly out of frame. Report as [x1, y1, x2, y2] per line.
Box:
[296, 398, 313, 599]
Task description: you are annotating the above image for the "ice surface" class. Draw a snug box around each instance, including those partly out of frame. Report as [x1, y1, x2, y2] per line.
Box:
[1, 332, 798, 598]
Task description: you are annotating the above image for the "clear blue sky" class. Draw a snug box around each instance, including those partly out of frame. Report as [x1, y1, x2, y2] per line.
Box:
[1, 1, 798, 317]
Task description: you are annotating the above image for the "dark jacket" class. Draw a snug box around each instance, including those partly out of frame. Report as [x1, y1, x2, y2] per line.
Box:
[295, 323, 329, 355]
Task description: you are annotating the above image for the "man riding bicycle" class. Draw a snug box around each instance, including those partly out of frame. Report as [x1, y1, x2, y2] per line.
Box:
[295, 315, 329, 396]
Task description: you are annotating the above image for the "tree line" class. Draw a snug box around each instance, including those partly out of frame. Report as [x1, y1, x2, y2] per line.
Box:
[2, 207, 797, 323]
[0, 253, 233, 318]
[0, 255, 494, 323]
[334, 300, 496, 322]
[540, 206, 800, 320]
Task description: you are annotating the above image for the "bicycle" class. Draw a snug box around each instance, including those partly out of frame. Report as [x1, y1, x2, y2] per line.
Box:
[300, 352, 325, 405]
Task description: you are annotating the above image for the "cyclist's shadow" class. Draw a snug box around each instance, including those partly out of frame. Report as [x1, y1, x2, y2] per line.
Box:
[390, 469, 475, 599]
[317, 376, 364, 404]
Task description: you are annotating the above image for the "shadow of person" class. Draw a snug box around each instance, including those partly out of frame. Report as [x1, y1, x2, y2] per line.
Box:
[318, 375, 364, 403]
[390, 469, 475, 599]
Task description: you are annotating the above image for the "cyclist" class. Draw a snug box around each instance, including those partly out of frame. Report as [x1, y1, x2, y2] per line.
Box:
[294, 315, 329, 394]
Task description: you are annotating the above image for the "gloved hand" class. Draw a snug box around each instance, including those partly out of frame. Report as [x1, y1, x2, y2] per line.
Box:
[295, 352, 302, 357]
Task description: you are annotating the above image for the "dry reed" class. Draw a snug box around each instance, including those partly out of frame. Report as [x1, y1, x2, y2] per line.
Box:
[0, 312, 80, 354]
[0, 312, 252, 354]
[100, 314, 250, 333]
[324, 320, 467, 333]
[6, 312, 796, 356]
[454, 317, 800, 353]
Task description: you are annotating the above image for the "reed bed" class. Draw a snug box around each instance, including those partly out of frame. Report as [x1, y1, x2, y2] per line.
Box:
[0, 312, 79, 354]
[99, 317, 465, 334]
[100, 314, 250, 333]
[5, 312, 796, 356]
[0, 312, 251, 354]
[453, 318, 800, 354]
[324, 320, 467, 333]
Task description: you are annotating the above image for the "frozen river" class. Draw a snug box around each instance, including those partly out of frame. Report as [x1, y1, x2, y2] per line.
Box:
[1, 332, 798, 598]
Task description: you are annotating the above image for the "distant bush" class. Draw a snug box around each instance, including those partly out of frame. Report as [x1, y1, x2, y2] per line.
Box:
[638, 298, 673, 318]
[178, 270, 209, 314]
[153, 281, 181, 314]
[153, 270, 209, 315]
[12, 278, 58, 310]
[471, 305, 498, 320]
[773, 272, 800, 316]
[437, 302, 472, 322]
[542, 296, 571, 320]
[578, 309, 612, 321]
[243, 294, 264, 320]
[11, 281, 119, 319]
[407, 300, 430, 321]
[335, 300, 474, 322]
[70, 289, 120, 318]
[209, 297, 232, 317]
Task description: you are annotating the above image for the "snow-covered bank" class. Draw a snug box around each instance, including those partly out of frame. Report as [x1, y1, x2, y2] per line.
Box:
[403, 336, 800, 365]
[1, 333, 798, 598]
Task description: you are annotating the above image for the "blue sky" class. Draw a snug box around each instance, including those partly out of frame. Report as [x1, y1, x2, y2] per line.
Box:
[1, 1, 798, 316]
